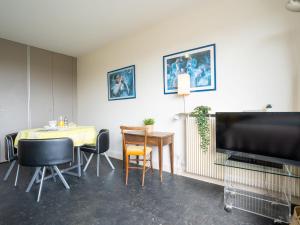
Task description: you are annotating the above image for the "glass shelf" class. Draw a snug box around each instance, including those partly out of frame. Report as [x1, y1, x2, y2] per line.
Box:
[214, 153, 300, 179]
[216, 152, 296, 223]
[224, 188, 291, 223]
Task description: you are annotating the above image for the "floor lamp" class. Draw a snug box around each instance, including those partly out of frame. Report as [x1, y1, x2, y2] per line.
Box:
[177, 73, 191, 114]
[177, 73, 191, 173]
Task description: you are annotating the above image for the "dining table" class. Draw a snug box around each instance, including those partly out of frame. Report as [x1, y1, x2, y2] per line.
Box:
[14, 125, 97, 178]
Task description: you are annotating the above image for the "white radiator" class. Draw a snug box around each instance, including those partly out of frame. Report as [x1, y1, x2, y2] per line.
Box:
[185, 116, 300, 199]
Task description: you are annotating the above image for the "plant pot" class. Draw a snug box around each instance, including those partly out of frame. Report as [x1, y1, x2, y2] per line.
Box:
[145, 125, 154, 133]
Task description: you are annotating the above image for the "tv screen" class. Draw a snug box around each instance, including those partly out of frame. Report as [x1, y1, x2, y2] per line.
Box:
[216, 112, 300, 166]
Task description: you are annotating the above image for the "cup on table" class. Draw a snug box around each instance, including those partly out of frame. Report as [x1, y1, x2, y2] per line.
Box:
[48, 120, 57, 128]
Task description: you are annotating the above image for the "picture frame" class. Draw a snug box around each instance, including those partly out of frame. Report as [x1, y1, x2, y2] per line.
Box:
[163, 44, 216, 94]
[107, 65, 136, 101]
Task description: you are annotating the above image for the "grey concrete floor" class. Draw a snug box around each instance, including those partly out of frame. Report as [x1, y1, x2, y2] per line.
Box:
[0, 157, 275, 225]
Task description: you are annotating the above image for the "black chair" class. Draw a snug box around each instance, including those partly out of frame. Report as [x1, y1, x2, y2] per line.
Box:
[17, 138, 73, 202]
[80, 129, 115, 176]
[3, 133, 18, 182]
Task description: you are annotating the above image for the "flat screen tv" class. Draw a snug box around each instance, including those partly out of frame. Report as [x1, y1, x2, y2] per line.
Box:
[216, 112, 300, 167]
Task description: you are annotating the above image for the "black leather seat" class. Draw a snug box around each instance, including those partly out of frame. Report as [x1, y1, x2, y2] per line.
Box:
[3, 133, 18, 182]
[80, 129, 115, 176]
[17, 138, 73, 202]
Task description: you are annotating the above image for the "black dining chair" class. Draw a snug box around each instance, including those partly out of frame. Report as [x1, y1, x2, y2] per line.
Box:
[80, 129, 115, 176]
[17, 138, 73, 202]
[3, 133, 18, 182]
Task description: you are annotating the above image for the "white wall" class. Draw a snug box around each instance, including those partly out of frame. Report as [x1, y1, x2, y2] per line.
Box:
[291, 27, 300, 110]
[77, 0, 300, 173]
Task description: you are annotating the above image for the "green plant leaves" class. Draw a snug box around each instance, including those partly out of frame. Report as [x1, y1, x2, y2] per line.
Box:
[143, 118, 155, 125]
[191, 106, 211, 152]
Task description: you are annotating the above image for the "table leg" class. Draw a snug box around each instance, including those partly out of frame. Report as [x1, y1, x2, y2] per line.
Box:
[76, 147, 81, 177]
[158, 140, 163, 182]
[122, 140, 125, 169]
[169, 141, 174, 175]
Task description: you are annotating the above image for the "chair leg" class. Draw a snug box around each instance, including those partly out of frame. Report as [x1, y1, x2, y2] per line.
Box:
[103, 153, 115, 170]
[125, 154, 129, 185]
[35, 172, 39, 183]
[35, 170, 43, 183]
[14, 164, 20, 187]
[150, 152, 153, 174]
[96, 154, 100, 177]
[26, 167, 41, 192]
[83, 153, 94, 172]
[142, 156, 147, 187]
[37, 167, 46, 202]
[82, 152, 89, 162]
[53, 166, 70, 190]
[50, 167, 56, 182]
[3, 160, 16, 181]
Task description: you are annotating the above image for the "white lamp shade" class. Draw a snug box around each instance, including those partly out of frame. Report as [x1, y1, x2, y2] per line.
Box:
[177, 73, 190, 96]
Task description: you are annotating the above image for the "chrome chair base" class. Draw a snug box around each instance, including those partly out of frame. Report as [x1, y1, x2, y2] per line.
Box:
[3, 160, 16, 181]
[26, 166, 70, 202]
[14, 164, 20, 187]
[83, 152, 115, 176]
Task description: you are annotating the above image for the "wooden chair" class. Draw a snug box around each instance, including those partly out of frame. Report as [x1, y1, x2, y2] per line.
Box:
[120, 126, 153, 186]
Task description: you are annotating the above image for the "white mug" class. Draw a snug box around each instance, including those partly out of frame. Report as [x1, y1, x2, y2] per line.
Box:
[48, 120, 57, 128]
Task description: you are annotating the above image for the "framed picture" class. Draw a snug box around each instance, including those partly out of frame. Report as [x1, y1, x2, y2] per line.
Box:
[163, 44, 216, 94]
[107, 65, 136, 101]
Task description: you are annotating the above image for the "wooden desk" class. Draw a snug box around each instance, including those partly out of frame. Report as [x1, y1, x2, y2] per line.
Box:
[122, 131, 174, 182]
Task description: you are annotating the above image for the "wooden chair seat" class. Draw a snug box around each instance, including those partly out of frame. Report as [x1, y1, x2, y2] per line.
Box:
[126, 145, 152, 156]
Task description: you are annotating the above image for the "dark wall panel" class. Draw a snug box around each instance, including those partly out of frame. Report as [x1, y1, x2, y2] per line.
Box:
[0, 38, 28, 161]
[30, 47, 53, 127]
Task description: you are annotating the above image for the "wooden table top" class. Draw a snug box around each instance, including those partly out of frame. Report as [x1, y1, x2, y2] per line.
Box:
[124, 131, 174, 138]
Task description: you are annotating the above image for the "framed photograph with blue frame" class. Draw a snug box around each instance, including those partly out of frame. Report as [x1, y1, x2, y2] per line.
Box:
[163, 44, 216, 94]
[107, 65, 136, 101]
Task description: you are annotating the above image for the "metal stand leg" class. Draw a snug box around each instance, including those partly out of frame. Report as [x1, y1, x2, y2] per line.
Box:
[26, 167, 41, 192]
[3, 160, 16, 181]
[37, 167, 46, 202]
[53, 166, 70, 189]
[76, 147, 81, 177]
[14, 164, 20, 187]
[97, 154, 100, 177]
[50, 167, 56, 182]
[73, 147, 75, 162]
[83, 153, 94, 172]
[103, 153, 115, 170]
[80, 151, 84, 165]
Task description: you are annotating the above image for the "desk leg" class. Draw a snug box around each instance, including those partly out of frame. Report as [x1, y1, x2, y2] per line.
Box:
[169, 141, 174, 175]
[122, 141, 125, 170]
[159, 140, 163, 182]
[77, 147, 81, 177]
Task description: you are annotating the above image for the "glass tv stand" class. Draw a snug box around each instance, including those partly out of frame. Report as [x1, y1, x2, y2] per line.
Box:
[215, 153, 300, 224]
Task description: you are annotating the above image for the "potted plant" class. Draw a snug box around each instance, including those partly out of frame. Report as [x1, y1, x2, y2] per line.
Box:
[143, 118, 155, 133]
[191, 106, 211, 152]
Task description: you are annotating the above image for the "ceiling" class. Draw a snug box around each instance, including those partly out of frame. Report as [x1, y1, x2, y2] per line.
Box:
[0, 0, 197, 57]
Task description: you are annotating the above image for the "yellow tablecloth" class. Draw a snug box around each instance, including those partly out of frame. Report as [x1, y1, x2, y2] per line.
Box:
[14, 126, 97, 148]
